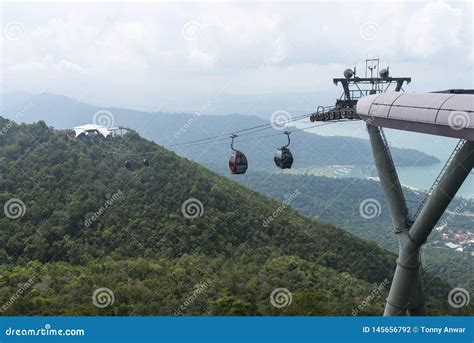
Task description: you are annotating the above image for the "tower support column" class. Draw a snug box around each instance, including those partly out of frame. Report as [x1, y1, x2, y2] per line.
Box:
[367, 125, 474, 315]
[384, 138, 473, 315]
[367, 125, 421, 315]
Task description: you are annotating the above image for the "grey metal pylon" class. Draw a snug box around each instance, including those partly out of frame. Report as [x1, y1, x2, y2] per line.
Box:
[367, 125, 422, 315]
[367, 124, 474, 315]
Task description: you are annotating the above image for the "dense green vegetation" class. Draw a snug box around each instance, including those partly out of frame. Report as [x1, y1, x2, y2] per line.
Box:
[0, 117, 462, 315]
[224, 170, 474, 290]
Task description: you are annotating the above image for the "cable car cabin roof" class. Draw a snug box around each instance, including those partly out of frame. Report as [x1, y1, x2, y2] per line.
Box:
[357, 92, 474, 140]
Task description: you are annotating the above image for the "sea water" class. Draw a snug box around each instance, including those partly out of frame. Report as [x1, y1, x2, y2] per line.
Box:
[294, 121, 474, 197]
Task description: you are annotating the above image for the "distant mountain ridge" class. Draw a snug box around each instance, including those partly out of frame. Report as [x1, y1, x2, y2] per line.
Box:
[0, 92, 440, 171]
[1, 90, 336, 118]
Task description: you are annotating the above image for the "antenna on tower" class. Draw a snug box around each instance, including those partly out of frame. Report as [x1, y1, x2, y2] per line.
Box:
[310, 57, 411, 122]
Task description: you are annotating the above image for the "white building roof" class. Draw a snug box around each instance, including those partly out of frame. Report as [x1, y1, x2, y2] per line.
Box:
[73, 124, 113, 138]
[445, 242, 459, 249]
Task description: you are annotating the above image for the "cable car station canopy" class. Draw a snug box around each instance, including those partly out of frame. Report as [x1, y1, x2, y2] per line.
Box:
[357, 92, 474, 140]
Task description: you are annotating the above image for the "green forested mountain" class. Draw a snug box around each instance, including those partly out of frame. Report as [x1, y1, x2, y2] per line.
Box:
[221, 169, 474, 290]
[0, 117, 461, 315]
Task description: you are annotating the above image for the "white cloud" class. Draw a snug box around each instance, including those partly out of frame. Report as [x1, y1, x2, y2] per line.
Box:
[0, 1, 472, 107]
[403, 0, 463, 59]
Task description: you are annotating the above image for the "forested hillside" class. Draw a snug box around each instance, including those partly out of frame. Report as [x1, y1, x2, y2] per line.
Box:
[223, 170, 474, 290]
[0, 117, 461, 315]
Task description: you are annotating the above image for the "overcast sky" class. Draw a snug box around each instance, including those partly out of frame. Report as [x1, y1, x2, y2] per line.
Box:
[1, 1, 472, 111]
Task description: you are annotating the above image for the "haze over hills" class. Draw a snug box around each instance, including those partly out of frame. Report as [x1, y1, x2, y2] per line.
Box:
[0, 92, 439, 171]
[0, 117, 461, 315]
[0, 89, 333, 119]
[110, 90, 337, 118]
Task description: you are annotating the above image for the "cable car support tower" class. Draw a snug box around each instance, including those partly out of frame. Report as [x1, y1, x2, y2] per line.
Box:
[308, 58, 474, 315]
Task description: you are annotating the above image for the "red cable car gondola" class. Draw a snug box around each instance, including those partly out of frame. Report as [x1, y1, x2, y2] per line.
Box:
[274, 131, 293, 169]
[229, 134, 248, 174]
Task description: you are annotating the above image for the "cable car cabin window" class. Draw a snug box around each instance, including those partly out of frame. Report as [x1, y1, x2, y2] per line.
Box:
[229, 151, 248, 174]
[274, 147, 293, 169]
